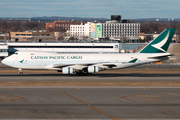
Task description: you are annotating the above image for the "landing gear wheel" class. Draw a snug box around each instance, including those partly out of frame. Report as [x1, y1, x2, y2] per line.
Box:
[76, 71, 84, 75]
[19, 72, 23, 76]
[76, 70, 92, 76]
[18, 68, 23, 76]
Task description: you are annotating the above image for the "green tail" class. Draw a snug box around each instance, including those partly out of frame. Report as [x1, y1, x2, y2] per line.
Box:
[140, 28, 176, 53]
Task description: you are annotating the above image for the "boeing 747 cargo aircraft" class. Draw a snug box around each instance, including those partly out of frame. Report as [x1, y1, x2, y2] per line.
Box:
[2, 28, 176, 75]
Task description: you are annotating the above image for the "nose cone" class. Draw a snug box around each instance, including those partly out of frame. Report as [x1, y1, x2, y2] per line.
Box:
[2, 58, 8, 65]
[1, 58, 11, 66]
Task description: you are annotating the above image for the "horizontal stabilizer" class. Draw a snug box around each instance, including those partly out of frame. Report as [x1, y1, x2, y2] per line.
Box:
[148, 54, 173, 59]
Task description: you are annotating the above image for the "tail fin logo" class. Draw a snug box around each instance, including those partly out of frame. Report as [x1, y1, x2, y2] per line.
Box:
[151, 31, 169, 52]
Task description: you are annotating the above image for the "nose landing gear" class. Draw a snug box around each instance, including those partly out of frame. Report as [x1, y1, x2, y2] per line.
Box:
[18, 68, 23, 75]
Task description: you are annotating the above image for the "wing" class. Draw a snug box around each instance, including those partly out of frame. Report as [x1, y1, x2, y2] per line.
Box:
[44, 62, 99, 70]
[53, 62, 102, 70]
[48, 58, 138, 70]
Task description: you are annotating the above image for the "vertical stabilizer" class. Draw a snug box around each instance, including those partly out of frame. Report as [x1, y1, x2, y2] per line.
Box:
[139, 28, 176, 53]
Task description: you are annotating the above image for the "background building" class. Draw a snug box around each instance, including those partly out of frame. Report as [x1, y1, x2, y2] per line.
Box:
[10, 31, 55, 42]
[0, 42, 120, 59]
[70, 22, 91, 38]
[102, 21, 140, 41]
[70, 21, 140, 41]
[69, 15, 140, 41]
[111, 15, 121, 22]
[46, 20, 82, 32]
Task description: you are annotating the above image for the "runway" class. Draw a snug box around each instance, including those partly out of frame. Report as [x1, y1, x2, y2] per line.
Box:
[0, 87, 180, 119]
[1, 74, 180, 82]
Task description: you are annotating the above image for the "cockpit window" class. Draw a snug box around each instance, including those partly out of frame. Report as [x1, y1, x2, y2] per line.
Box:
[15, 53, 18, 55]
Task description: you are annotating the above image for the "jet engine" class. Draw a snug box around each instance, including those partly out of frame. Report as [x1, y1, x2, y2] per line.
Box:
[62, 67, 73, 74]
[88, 66, 99, 73]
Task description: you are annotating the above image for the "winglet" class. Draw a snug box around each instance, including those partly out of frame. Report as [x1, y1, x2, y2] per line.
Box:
[139, 28, 176, 53]
[128, 58, 138, 63]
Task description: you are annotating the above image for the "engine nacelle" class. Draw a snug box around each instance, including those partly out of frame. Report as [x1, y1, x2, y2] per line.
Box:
[88, 66, 99, 73]
[62, 67, 73, 74]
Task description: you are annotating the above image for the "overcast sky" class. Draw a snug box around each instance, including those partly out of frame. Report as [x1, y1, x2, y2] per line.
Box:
[0, 0, 179, 19]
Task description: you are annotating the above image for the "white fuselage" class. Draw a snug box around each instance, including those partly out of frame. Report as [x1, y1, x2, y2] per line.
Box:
[2, 51, 170, 70]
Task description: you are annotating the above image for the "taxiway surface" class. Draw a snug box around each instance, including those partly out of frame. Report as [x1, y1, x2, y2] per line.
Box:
[1, 74, 180, 82]
[0, 65, 180, 119]
[0, 88, 180, 119]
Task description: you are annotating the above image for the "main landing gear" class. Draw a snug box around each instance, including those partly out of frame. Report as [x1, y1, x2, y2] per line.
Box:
[18, 68, 23, 75]
[75, 70, 92, 76]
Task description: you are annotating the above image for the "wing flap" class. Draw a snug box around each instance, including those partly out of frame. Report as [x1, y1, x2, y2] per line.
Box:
[53, 64, 75, 68]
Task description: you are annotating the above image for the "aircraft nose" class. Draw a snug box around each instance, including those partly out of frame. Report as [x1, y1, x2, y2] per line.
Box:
[1, 58, 10, 66]
[1, 58, 7, 65]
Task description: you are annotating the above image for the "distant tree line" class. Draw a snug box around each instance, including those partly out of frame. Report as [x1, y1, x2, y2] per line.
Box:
[140, 21, 180, 34]
[0, 20, 180, 34]
[0, 20, 46, 33]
